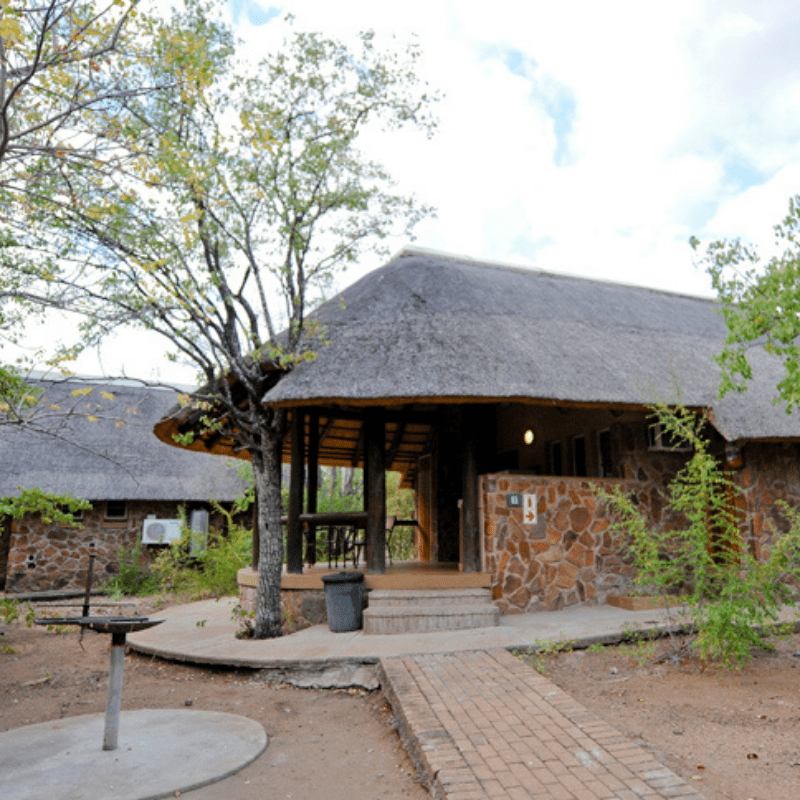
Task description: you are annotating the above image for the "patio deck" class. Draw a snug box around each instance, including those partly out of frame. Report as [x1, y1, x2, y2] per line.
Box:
[241, 561, 493, 592]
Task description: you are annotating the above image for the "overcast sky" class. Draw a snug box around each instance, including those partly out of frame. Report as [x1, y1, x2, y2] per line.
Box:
[64, 0, 800, 382]
[227, 0, 800, 296]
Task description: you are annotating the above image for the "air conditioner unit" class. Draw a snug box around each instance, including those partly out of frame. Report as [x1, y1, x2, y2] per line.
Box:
[141, 518, 183, 545]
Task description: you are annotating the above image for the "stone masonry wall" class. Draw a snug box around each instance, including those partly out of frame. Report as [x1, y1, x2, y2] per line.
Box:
[483, 420, 694, 613]
[734, 442, 800, 561]
[238, 579, 328, 626]
[482, 474, 639, 613]
[5, 500, 182, 593]
[483, 431, 800, 613]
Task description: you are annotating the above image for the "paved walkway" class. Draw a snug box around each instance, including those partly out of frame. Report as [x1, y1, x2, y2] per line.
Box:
[127, 596, 688, 666]
[123, 598, 722, 799]
[380, 650, 704, 800]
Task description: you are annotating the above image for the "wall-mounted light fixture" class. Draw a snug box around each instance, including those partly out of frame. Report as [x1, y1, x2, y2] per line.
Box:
[523, 428, 535, 446]
[724, 442, 743, 469]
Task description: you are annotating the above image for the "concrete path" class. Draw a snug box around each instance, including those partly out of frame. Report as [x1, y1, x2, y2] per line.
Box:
[127, 596, 685, 667]
[380, 650, 705, 800]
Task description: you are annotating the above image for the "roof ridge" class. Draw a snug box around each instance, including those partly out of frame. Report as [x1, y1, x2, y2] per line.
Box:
[391, 246, 719, 306]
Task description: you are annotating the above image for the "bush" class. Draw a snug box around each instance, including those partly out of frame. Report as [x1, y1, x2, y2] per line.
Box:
[152, 505, 252, 599]
[103, 541, 162, 597]
[599, 404, 800, 667]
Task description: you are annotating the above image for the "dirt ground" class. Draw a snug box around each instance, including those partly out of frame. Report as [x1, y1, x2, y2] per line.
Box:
[0, 606, 426, 800]
[526, 633, 800, 800]
[3, 603, 800, 800]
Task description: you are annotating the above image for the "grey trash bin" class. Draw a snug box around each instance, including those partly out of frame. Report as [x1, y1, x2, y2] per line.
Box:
[322, 571, 364, 632]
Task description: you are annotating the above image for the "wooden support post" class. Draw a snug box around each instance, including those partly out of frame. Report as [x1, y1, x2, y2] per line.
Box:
[461, 407, 481, 573]
[364, 411, 386, 574]
[287, 410, 305, 573]
[306, 411, 319, 566]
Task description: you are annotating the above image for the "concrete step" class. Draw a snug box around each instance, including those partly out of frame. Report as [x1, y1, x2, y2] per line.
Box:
[367, 588, 493, 608]
[363, 588, 500, 634]
[363, 603, 500, 634]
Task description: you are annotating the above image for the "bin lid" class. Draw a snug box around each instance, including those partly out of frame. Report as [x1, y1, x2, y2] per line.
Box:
[321, 571, 364, 584]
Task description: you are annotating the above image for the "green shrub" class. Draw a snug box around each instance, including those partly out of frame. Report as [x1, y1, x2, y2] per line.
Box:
[599, 404, 800, 667]
[1, 598, 34, 627]
[152, 505, 252, 599]
[103, 541, 162, 597]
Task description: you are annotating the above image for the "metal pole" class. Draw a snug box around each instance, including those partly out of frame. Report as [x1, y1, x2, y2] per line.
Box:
[82, 554, 95, 618]
[103, 632, 126, 751]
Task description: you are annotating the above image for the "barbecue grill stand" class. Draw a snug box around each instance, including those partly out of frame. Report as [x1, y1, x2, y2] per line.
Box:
[35, 555, 164, 750]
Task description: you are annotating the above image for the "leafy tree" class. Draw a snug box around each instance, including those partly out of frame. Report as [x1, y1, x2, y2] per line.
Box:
[17, 1, 436, 637]
[0, 486, 89, 523]
[0, 0, 145, 169]
[691, 196, 800, 410]
[0, 0, 153, 417]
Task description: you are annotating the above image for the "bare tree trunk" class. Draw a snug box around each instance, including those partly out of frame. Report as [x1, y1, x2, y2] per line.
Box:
[252, 410, 286, 638]
[342, 466, 354, 496]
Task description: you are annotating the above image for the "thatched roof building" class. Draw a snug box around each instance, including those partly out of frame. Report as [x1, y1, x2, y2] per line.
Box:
[154, 249, 800, 582]
[0, 379, 248, 502]
[156, 248, 799, 481]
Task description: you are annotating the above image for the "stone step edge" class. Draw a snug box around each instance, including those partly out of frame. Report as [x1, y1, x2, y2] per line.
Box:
[363, 604, 500, 618]
[367, 590, 493, 607]
[368, 588, 491, 599]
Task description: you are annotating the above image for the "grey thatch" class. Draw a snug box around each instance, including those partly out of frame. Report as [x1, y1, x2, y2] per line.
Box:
[262, 248, 798, 443]
[0, 379, 249, 501]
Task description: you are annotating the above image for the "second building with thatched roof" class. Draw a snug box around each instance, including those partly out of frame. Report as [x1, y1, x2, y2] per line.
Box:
[0, 379, 249, 595]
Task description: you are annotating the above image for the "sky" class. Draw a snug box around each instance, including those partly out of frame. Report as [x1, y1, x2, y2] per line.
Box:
[62, 0, 800, 382]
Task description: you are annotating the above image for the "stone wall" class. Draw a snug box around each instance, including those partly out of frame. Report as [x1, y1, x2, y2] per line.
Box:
[482, 474, 639, 613]
[734, 442, 800, 560]
[238, 580, 328, 626]
[5, 501, 183, 593]
[482, 420, 695, 612]
[482, 431, 800, 613]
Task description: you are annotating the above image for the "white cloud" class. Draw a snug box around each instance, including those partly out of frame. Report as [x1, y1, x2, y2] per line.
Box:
[45, 0, 800, 380]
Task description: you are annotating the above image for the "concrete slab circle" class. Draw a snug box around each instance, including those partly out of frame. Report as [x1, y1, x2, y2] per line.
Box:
[0, 709, 267, 800]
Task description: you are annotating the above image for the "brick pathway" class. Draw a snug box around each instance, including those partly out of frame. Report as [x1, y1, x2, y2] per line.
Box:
[379, 649, 705, 800]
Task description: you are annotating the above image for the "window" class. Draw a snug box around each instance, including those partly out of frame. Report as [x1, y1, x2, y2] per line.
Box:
[105, 501, 127, 520]
[648, 423, 692, 452]
[597, 430, 613, 477]
[572, 436, 587, 477]
[546, 441, 563, 475]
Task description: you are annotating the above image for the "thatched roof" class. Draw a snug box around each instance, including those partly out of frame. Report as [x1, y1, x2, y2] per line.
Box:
[0, 379, 249, 502]
[262, 248, 798, 443]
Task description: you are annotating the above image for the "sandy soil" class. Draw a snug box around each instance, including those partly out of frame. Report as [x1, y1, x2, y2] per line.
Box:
[524, 634, 800, 800]
[4, 601, 800, 800]
[0, 607, 426, 800]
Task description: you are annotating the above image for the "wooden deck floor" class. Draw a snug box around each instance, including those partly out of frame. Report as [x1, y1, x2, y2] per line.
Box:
[238, 562, 492, 591]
